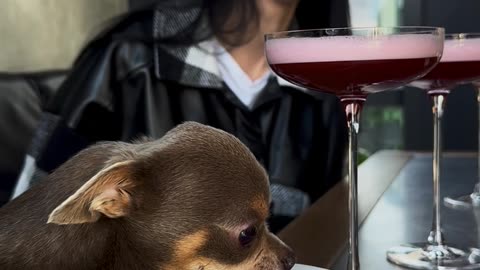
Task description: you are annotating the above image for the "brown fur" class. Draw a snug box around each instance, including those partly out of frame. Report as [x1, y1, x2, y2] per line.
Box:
[0, 122, 295, 269]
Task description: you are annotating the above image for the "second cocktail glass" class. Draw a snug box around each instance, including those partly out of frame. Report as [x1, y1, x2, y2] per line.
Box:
[388, 33, 480, 270]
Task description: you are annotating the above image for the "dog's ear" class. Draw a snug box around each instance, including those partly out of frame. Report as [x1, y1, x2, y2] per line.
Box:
[48, 160, 137, 225]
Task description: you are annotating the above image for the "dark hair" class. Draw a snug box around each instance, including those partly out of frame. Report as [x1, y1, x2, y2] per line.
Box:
[102, 0, 259, 48]
[206, 0, 260, 47]
[296, 0, 350, 29]
[88, 0, 349, 48]
[154, 0, 350, 46]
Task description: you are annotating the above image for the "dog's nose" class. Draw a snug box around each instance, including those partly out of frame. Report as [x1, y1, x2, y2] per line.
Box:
[281, 250, 296, 270]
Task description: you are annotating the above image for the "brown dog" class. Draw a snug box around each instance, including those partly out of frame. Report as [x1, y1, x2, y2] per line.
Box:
[0, 122, 295, 269]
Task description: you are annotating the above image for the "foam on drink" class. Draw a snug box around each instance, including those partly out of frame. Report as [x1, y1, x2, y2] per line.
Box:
[441, 38, 480, 62]
[266, 35, 443, 64]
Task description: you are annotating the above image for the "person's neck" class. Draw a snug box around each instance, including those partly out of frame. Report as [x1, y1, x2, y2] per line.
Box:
[224, 2, 297, 81]
[227, 35, 269, 81]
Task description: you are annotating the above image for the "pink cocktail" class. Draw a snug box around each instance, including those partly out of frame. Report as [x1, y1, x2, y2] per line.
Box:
[267, 35, 440, 100]
[265, 27, 444, 270]
[412, 36, 480, 92]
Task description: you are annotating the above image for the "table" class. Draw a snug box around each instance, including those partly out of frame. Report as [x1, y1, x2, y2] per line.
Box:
[279, 151, 480, 269]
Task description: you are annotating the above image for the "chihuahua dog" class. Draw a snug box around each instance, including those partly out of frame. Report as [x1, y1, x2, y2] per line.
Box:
[0, 122, 295, 270]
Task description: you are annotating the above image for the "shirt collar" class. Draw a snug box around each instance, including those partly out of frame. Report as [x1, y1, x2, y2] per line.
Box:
[153, 8, 304, 91]
[155, 38, 304, 91]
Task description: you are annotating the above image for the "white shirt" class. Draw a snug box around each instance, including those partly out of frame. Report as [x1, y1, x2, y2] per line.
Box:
[214, 41, 272, 109]
[182, 39, 304, 109]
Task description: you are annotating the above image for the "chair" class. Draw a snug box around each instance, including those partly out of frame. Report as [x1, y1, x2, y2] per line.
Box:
[0, 71, 67, 205]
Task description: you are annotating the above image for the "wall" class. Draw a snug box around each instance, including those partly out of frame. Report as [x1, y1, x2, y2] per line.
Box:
[0, 0, 128, 72]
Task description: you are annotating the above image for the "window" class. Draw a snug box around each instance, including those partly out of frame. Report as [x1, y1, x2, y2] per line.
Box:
[349, 0, 406, 157]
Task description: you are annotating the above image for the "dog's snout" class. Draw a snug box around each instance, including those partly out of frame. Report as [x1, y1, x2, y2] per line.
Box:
[281, 250, 296, 270]
[265, 232, 296, 270]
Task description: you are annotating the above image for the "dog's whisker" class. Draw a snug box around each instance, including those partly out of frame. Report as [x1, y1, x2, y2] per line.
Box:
[255, 248, 265, 262]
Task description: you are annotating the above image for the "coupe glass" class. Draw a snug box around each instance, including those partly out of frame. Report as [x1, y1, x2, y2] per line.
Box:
[388, 33, 480, 269]
[265, 27, 444, 270]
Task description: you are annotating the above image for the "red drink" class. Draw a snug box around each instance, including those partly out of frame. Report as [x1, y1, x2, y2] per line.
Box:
[266, 35, 442, 101]
[270, 57, 438, 100]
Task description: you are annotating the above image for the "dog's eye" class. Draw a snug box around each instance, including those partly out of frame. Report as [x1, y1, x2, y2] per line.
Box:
[239, 226, 257, 247]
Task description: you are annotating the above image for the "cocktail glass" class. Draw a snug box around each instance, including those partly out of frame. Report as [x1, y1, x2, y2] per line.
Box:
[388, 33, 480, 269]
[265, 27, 444, 270]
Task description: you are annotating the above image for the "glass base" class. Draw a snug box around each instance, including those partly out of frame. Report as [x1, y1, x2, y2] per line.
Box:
[444, 184, 480, 210]
[444, 193, 480, 210]
[387, 243, 480, 269]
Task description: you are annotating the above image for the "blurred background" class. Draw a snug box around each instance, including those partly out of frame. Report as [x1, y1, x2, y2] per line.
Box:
[1, 0, 479, 166]
[0, 0, 127, 71]
[350, 0, 480, 157]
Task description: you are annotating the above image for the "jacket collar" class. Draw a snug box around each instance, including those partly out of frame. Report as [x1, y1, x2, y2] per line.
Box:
[152, 7, 303, 92]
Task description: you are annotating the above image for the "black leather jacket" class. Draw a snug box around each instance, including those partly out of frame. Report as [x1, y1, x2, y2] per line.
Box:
[28, 9, 346, 207]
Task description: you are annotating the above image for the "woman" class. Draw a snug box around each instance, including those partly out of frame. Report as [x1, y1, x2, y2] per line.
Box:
[15, 0, 349, 231]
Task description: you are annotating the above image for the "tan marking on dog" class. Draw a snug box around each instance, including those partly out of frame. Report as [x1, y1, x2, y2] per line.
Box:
[251, 195, 269, 219]
[160, 231, 283, 270]
[162, 230, 209, 270]
[185, 257, 258, 270]
[183, 238, 279, 270]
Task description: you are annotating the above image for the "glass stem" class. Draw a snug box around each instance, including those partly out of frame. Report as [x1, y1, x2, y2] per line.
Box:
[429, 94, 446, 246]
[345, 101, 362, 270]
[477, 85, 480, 191]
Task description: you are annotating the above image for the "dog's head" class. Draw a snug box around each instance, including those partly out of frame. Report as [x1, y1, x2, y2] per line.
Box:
[47, 122, 295, 269]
